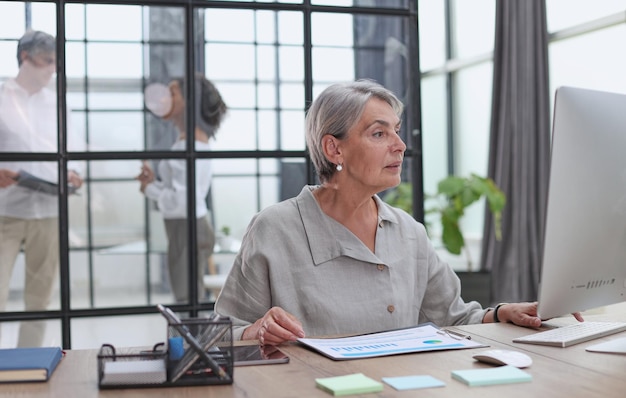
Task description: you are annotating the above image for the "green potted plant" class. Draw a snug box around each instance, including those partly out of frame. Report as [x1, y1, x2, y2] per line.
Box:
[383, 173, 506, 271]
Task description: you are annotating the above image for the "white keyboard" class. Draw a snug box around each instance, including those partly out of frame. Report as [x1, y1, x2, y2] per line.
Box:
[513, 321, 626, 348]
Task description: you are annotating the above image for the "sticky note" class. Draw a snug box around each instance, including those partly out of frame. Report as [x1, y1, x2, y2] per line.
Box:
[315, 373, 383, 396]
[382, 375, 445, 390]
[451, 365, 532, 387]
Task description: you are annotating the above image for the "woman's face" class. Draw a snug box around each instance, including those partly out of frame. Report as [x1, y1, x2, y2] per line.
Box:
[163, 80, 185, 120]
[335, 97, 406, 193]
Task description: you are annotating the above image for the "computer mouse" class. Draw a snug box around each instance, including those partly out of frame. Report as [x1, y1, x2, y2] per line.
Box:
[472, 349, 533, 368]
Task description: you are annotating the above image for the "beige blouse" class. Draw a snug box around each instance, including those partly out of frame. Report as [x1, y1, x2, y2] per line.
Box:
[215, 186, 487, 340]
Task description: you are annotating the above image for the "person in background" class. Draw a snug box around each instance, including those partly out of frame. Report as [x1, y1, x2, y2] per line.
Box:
[215, 80, 583, 345]
[137, 75, 227, 303]
[0, 30, 84, 347]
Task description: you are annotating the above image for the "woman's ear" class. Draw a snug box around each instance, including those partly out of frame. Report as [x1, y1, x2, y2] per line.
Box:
[18, 50, 28, 65]
[321, 134, 342, 164]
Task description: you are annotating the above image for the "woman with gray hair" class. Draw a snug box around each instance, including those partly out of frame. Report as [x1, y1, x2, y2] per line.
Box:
[215, 79, 558, 345]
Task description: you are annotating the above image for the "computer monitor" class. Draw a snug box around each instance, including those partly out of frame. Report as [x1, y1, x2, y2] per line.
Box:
[537, 86, 626, 320]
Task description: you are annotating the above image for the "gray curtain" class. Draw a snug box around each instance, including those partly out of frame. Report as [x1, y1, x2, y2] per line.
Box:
[481, 0, 552, 304]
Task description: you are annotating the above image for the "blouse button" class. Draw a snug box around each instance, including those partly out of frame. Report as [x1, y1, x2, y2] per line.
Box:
[377, 264, 385, 271]
[387, 305, 395, 313]
[378, 221, 384, 228]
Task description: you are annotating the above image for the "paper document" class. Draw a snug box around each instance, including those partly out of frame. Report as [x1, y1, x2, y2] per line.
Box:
[297, 324, 486, 360]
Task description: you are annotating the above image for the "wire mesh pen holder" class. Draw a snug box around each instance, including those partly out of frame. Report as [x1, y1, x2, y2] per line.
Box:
[97, 316, 233, 389]
[166, 316, 234, 386]
[97, 343, 168, 389]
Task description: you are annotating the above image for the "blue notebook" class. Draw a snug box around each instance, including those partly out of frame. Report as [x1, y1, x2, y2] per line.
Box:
[451, 365, 532, 387]
[0, 347, 63, 382]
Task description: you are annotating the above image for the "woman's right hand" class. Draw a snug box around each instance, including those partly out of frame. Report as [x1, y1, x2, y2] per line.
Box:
[242, 307, 305, 346]
[136, 161, 154, 192]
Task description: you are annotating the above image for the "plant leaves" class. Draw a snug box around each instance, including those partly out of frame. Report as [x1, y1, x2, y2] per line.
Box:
[437, 176, 465, 196]
[441, 213, 464, 255]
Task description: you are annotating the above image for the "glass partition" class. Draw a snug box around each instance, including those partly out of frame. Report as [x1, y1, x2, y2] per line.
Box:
[0, 0, 419, 348]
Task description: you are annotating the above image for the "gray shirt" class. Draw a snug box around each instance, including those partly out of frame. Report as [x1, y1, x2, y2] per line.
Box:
[215, 185, 487, 340]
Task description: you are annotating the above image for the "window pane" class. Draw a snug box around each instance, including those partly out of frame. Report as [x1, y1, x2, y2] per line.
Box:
[312, 13, 354, 46]
[452, 62, 493, 238]
[85, 4, 143, 41]
[65, 4, 86, 40]
[278, 46, 304, 80]
[421, 75, 449, 201]
[451, 0, 495, 59]
[549, 25, 626, 96]
[205, 9, 255, 42]
[206, 43, 255, 79]
[88, 112, 144, 151]
[213, 109, 258, 150]
[280, 110, 305, 150]
[312, 47, 356, 81]
[418, 0, 447, 71]
[0, 1, 25, 38]
[71, 315, 165, 349]
[28, 4, 54, 36]
[257, 45, 277, 80]
[211, 158, 308, 242]
[278, 11, 303, 45]
[72, 155, 224, 308]
[312, 0, 410, 8]
[0, 320, 61, 348]
[547, 0, 626, 32]
[87, 43, 143, 78]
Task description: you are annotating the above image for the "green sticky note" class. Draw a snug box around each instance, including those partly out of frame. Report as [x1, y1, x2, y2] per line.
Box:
[451, 365, 532, 387]
[315, 373, 384, 396]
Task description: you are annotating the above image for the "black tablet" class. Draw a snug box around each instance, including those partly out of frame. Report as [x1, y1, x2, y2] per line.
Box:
[233, 345, 289, 366]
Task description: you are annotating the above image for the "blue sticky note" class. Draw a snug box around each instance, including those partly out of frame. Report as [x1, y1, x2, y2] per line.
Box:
[382, 375, 446, 390]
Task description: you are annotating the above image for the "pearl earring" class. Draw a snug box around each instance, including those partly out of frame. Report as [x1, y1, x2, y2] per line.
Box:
[336, 163, 343, 171]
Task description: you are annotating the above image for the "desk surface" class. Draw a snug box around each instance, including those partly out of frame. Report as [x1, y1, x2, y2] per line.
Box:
[2, 304, 625, 397]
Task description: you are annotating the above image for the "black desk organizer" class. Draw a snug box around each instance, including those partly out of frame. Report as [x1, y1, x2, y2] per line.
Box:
[97, 316, 233, 389]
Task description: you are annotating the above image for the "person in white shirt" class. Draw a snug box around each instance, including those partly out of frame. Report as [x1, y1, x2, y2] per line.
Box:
[137, 75, 227, 303]
[0, 30, 83, 347]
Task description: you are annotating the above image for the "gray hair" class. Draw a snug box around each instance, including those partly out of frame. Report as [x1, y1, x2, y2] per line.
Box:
[305, 79, 404, 183]
[17, 30, 55, 66]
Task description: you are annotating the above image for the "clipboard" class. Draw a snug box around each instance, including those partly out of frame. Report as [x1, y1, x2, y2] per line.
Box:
[14, 169, 78, 195]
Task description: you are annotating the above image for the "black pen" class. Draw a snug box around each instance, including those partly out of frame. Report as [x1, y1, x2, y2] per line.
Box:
[437, 329, 471, 340]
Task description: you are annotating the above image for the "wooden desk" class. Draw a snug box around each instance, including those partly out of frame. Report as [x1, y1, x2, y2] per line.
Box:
[2, 306, 625, 397]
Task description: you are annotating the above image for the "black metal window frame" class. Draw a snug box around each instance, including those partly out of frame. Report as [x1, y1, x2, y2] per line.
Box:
[0, 0, 421, 349]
